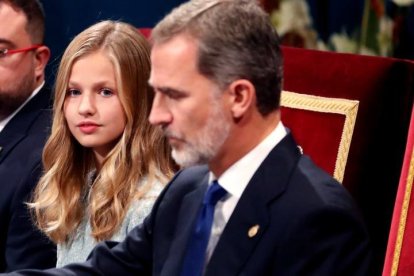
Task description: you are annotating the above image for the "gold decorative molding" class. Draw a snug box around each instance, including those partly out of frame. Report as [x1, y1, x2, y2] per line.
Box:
[281, 91, 359, 183]
[391, 147, 414, 276]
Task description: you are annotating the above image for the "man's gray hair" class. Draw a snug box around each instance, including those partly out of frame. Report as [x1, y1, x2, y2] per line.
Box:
[151, 0, 283, 115]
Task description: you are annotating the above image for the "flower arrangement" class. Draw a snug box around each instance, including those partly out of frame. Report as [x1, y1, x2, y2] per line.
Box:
[270, 0, 414, 58]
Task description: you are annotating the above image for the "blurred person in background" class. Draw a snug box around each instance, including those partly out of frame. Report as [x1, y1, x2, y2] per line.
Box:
[0, 0, 55, 272]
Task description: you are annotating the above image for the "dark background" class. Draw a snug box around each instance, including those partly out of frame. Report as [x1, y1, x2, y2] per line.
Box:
[39, 0, 414, 85]
[39, 0, 187, 85]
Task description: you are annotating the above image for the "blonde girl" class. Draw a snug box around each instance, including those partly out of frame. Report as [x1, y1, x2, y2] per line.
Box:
[30, 20, 172, 266]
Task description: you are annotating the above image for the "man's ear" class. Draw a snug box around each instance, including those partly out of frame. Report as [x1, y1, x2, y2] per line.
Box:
[228, 79, 255, 119]
[33, 45, 50, 80]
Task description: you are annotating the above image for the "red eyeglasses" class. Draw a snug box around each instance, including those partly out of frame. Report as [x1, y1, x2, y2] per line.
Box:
[0, 45, 43, 58]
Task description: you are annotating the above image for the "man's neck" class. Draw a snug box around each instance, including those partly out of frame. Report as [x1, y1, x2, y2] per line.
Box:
[209, 110, 280, 177]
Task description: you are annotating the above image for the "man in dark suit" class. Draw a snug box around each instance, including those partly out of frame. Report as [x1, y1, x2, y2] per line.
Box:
[0, 0, 56, 271]
[8, 0, 370, 275]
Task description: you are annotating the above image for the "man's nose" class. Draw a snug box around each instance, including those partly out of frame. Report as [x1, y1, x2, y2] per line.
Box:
[149, 94, 172, 126]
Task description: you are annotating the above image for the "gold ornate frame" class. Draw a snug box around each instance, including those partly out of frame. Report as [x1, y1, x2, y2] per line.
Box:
[391, 149, 414, 275]
[280, 91, 359, 183]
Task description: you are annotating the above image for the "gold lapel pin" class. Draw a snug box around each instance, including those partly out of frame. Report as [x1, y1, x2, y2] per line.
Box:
[248, 224, 260, 238]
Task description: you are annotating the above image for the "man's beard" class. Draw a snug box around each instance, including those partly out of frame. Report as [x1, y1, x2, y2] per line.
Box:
[168, 99, 231, 168]
[0, 69, 35, 120]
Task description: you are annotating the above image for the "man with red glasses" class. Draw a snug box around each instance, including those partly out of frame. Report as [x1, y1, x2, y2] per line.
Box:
[0, 0, 56, 272]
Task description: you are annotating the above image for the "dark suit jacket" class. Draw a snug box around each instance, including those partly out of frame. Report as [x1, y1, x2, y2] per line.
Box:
[0, 87, 56, 272]
[12, 132, 371, 275]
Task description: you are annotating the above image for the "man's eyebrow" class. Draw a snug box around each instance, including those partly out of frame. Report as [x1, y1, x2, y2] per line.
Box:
[0, 38, 15, 47]
[151, 85, 188, 95]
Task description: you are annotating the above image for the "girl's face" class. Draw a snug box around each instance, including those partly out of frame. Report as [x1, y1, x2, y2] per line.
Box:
[64, 50, 126, 166]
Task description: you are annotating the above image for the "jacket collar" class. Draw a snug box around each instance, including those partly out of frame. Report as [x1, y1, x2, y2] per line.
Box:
[0, 87, 51, 163]
[205, 132, 301, 275]
[161, 170, 210, 276]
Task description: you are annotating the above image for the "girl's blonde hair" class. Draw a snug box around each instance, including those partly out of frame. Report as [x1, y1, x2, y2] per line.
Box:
[31, 20, 172, 243]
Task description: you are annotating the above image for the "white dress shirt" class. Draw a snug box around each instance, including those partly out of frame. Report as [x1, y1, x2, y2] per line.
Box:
[0, 82, 44, 133]
[205, 121, 287, 262]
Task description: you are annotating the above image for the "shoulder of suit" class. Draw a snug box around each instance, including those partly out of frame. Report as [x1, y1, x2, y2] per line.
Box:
[163, 165, 209, 192]
[171, 165, 209, 183]
[293, 155, 356, 209]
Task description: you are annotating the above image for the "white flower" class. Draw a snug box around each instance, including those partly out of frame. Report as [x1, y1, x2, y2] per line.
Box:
[270, 0, 318, 48]
[330, 33, 358, 54]
[377, 16, 393, 56]
[392, 0, 414, 6]
[271, 0, 312, 36]
[316, 40, 329, 51]
[329, 32, 377, 56]
[359, 46, 377, 56]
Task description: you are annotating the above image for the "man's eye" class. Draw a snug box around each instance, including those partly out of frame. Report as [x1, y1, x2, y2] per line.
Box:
[0, 48, 8, 58]
[66, 89, 81, 96]
[164, 90, 185, 100]
[100, 88, 113, 97]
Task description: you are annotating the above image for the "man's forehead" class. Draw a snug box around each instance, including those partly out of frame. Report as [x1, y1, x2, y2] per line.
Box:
[0, 2, 27, 24]
[0, 2, 30, 44]
[150, 36, 199, 85]
[151, 34, 198, 59]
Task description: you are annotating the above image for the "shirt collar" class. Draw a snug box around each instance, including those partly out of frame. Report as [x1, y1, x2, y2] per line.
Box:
[0, 82, 45, 133]
[209, 121, 287, 197]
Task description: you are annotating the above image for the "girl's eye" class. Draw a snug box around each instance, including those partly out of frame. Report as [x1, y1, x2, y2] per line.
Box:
[100, 88, 113, 97]
[66, 89, 81, 96]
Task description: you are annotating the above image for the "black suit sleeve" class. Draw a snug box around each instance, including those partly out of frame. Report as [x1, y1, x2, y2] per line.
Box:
[5, 163, 56, 272]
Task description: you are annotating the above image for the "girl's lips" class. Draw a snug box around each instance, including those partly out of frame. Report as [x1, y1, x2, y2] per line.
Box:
[78, 123, 100, 134]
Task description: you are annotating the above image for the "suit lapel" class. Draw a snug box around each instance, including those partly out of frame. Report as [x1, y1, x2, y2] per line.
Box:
[205, 133, 301, 275]
[0, 132, 26, 163]
[161, 173, 209, 276]
[0, 87, 51, 163]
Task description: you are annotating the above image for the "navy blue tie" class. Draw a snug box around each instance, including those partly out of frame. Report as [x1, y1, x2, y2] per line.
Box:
[180, 180, 227, 276]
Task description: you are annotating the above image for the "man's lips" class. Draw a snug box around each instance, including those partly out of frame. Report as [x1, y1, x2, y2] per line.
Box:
[167, 136, 179, 143]
[166, 135, 185, 146]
